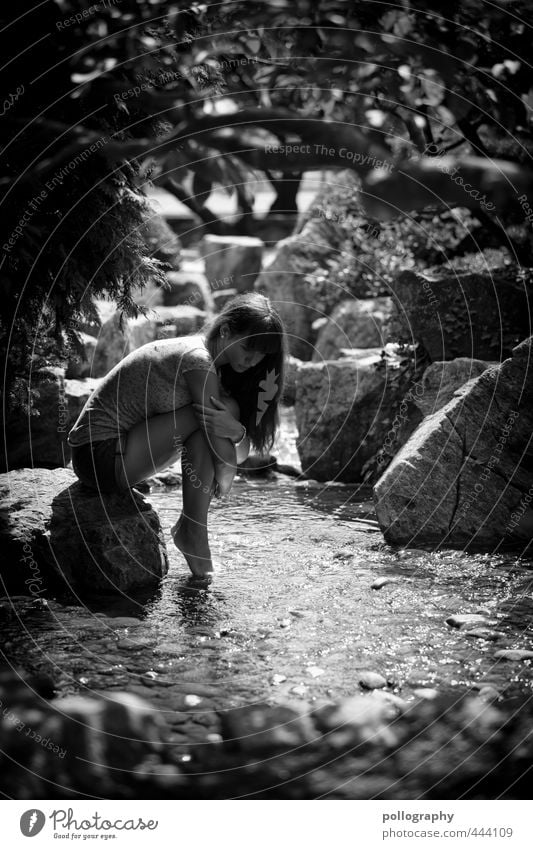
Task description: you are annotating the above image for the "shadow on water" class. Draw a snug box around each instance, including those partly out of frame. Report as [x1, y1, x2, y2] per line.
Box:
[170, 576, 226, 627]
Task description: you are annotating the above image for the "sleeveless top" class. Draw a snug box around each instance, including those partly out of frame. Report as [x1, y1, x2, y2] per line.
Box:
[68, 335, 215, 446]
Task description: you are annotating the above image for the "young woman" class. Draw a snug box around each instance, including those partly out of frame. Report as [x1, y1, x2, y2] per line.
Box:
[68, 293, 286, 578]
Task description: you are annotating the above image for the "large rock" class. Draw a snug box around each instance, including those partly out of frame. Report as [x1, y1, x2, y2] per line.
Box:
[255, 214, 347, 360]
[200, 234, 263, 294]
[313, 297, 392, 361]
[416, 358, 495, 417]
[0, 468, 168, 594]
[389, 263, 533, 361]
[3, 368, 70, 472]
[90, 306, 207, 376]
[153, 305, 206, 336]
[89, 311, 145, 376]
[212, 287, 238, 312]
[295, 354, 412, 482]
[282, 355, 303, 405]
[374, 337, 533, 551]
[163, 270, 212, 311]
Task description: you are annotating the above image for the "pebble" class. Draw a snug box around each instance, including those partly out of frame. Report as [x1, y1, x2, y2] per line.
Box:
[206, 732, 223, 744]
[446, 614, 496, 629]
[493, 649, 533, 661]
[279, 618, 292, 628]
[371, 577, 396, 590]
[139, 675, 157, 688]
[413, 688, 439, 700]
[333, 549, 354, 560]
[184, 694, 203, 707]
[477, 685, 501, 701]
[271, 674, 287, 685]
[463, 628, 506, 641]
[307, 666, 325, 678]
[359, 671, 387, 690]
[291, 684, 309, 696]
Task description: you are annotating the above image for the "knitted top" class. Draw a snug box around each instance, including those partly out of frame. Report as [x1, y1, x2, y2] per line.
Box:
[68, 335, 215, 446]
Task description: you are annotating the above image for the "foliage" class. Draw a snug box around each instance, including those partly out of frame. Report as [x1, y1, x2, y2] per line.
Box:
[296, 170, 494, 319]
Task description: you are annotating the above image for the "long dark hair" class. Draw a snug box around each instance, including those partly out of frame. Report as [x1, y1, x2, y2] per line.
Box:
[205, 293, 286, 453]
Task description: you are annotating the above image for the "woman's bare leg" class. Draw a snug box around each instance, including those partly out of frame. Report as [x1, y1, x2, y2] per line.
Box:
[172, 429, 217, 577]
[116, 406, 199, 488]
[116, 405, 230, 577]
[115, 403, 237, 578]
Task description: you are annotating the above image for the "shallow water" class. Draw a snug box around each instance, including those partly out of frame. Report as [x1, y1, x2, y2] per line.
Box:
[3, 412, 533, 730]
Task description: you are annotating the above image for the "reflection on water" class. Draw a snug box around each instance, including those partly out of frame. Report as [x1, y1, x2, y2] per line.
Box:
[3, 473, 533, 715]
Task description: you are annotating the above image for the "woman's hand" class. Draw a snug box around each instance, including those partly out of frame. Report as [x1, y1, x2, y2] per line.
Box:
[193, 396, 244, 443]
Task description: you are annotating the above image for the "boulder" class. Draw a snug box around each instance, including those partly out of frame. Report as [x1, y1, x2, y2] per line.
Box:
[312, 297, 392, 361]
[416, 358, 496, 417]
[89, 311, 133, 376]
[163, 270, 212, 311]
[373, 337, 533, 551]
[212, 287, 238, 312]
[153, 305, 206, 337]
[90, 306, 207, 376]
[282, 355, 303, 405]
[200, 235, 264, 293]
[295, 354, 412, 482]
[0, 468, 168, 595]
[255, 213, 348, 360]
[389, 263, 533, 361]
[3, 368, 70, 472]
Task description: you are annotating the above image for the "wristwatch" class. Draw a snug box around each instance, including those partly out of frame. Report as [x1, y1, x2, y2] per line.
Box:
[233, 424, 247, 448]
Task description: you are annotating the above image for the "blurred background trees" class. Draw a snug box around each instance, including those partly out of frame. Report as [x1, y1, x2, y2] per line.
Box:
[1, 0, 532, 415]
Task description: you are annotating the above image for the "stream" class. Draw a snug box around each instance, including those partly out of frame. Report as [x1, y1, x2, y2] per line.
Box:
[3, 410, 533, 752]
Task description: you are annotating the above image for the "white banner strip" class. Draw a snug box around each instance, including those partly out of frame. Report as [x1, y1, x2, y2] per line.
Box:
[1, 799, 529, 848]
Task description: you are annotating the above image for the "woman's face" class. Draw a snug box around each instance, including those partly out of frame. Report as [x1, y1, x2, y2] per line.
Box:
[222, 331, 266, 372]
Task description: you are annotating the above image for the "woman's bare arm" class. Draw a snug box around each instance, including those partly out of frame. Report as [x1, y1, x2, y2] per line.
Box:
[184, 369, 237, 493]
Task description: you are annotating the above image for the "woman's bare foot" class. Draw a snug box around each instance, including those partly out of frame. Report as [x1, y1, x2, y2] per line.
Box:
[171, 516, 214, 578]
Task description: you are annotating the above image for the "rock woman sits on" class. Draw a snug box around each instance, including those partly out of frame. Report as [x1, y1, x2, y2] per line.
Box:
[68, 293, 286, 578]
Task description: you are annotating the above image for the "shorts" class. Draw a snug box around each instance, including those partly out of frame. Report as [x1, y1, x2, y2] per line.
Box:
[71, 435, 128, 494]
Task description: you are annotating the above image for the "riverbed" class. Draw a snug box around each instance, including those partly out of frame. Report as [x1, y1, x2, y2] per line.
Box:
[3, 411, 533, 753]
